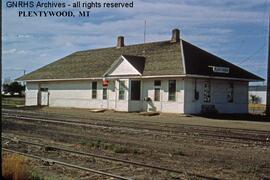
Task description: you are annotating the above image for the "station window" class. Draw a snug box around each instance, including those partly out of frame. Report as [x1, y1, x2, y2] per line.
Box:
[103, 88, 107, 100]
[154, 80, 161, 101]
[203, 81, 211, 102]
[168, 80, 176, 101]
[40, 88, 48, 92]
[92, 81, 97, 99]
[119, 81, 125, 100]
[154, 80, 161, 86]
[227, 83, 234, 103]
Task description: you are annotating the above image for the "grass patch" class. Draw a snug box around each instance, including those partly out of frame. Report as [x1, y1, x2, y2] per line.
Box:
[113, 146, 129, 153]
[173, 149, 185, 156]
[2, 153, 45, 180]
[249, 103, 266, 109]
[79, 139, 141, 154]
[2, 96, 25, 107]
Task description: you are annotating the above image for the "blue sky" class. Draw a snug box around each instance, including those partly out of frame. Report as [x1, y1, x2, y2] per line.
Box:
[2, 0, 269, 84]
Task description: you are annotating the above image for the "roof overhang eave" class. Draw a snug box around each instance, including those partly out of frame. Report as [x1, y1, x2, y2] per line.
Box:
[185, 74, 264, 82]
[18, 74, 263, 82]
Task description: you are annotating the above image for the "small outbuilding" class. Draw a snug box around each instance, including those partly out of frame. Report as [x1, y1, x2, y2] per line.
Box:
[17, 29, 263, 114]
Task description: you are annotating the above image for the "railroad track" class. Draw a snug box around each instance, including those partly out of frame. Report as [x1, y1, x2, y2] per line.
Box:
[3, 108, 270, 136]
[3, 113, 270, 146]
[2, 135, 220, 180]
[2, 148, 131, 180]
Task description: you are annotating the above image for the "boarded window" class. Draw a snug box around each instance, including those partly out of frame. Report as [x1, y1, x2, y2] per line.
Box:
[119, 81, 125, 100]
[227, 83, 234, 103]
[168, 80, 176, 101]
[103, 88, 107, 100]
[92, 81, 97, 99]
[131, 80, 141, 100]
[203, 81, 211, 102]
[154, 80, 161, 101]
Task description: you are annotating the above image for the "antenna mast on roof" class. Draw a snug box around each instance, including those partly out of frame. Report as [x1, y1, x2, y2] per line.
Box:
[144, 20, 146, 43]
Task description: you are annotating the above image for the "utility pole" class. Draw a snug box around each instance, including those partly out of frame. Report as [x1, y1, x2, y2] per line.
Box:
[266, 14, 270, 116]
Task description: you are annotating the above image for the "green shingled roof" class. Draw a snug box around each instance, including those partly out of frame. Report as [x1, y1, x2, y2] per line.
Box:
[17, 40, 183, 81]
[17, 39, 263, 81]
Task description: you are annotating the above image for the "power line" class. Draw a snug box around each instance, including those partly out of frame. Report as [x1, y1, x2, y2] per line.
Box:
[237, 42, 266, 65]
[233, 0, 268, 63]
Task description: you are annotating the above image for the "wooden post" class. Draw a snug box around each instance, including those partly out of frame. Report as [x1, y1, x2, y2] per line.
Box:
[266, 15, 270, 116]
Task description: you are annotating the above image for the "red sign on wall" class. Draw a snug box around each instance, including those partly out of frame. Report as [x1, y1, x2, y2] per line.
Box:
[103, 80, 109, 86]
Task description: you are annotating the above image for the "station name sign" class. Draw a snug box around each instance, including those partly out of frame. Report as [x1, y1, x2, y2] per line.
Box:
[209, 66, 230, 74]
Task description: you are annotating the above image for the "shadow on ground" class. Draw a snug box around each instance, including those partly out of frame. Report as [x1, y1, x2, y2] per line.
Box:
[196, 113, 270, 122]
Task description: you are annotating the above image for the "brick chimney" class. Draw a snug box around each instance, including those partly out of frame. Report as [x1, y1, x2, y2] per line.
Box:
[117, 36, 124, 48]
[171, 29, 180, 43]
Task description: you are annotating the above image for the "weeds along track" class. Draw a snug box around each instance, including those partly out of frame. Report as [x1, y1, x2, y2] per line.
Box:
[2, 136, 220, 180]
[3, 112, 270, 146]
[2, 148, 131, 180]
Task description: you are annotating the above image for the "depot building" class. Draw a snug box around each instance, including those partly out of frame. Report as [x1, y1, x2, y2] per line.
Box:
[17, 29, 263, 114]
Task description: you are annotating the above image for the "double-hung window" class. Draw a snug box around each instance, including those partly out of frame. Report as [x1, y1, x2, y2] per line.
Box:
[103, 88, 107, 100]
[168, 80, 176, 101]
[154, 80, 161, 101]
[92, 82, 97, 99]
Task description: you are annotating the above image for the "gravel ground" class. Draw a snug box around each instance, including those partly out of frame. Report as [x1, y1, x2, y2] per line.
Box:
[2, 107, 270, 179]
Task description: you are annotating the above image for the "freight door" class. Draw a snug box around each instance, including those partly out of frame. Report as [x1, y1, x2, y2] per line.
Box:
[40, 88, 49, 106]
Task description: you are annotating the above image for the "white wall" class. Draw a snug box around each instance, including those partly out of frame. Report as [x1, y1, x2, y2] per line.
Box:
[109, 58, 140, 76]
[43, 81, 96, 108]
[25, 78, 248, 114]
[141, 78, 185, 113]
[25, 82, 39, 106]
[184, 78, 248, 114]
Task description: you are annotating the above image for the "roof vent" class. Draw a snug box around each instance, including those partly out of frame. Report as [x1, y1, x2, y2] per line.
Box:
[117, 36, 124, 48]
[171, 29, 180, 43]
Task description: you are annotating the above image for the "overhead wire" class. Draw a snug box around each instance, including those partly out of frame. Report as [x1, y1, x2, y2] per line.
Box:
[237, 0, 269, 65]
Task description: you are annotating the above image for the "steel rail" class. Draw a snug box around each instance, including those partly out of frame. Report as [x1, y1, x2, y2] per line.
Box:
[3, 115, 269, 149]
[2, 148, 132, 180]
[3, 108, 270, 135]
[3, 114, 270, 144]
[2, 136, 220, 180]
